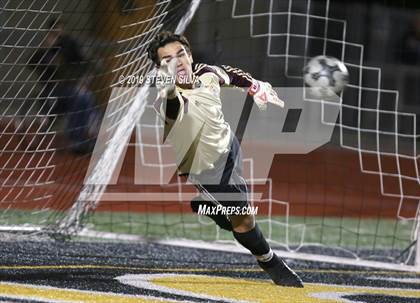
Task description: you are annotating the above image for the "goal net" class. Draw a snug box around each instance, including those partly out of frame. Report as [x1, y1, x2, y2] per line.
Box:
[0, 0, 191, 233]
[1, 0, 419, 272]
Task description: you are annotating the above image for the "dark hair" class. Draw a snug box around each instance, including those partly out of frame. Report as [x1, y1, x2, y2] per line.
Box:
[147, 31, 191, 66]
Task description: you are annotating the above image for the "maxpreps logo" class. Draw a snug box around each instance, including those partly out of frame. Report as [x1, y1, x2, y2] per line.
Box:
[197, 205, 258, 216]
[84, 87, 340, 186]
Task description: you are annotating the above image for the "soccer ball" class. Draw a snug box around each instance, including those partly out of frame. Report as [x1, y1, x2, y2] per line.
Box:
[303, 55, 349, 98]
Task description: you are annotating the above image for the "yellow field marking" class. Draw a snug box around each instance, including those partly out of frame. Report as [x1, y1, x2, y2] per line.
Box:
[152, 274, 420, 303]
[2, 273, 420, 303]
[0, 282, 179, 303]
[0, 264, 417, 276]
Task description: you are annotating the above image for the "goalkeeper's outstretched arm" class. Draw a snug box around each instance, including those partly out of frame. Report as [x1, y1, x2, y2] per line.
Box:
[221, 64, 284, 110]
[196, 63, 285, 110]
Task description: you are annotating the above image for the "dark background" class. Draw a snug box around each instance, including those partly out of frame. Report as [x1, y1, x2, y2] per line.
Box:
[182, 0, 420, 132]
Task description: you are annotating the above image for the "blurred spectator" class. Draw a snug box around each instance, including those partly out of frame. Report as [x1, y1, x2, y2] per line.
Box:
[66, 78, 100, 154]
[29, 18, 87, 108]
[399, 13, 420, 64]
[28, 18, 98, 154]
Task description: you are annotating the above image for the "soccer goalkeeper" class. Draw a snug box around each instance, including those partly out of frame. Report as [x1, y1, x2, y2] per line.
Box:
[147, 31, 303, 288]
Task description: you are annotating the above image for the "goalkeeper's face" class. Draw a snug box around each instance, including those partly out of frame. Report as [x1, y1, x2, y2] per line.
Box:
[158, 41, 193, 86]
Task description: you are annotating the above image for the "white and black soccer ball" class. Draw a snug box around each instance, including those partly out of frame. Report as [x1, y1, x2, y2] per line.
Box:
[303, 55, 349, 98]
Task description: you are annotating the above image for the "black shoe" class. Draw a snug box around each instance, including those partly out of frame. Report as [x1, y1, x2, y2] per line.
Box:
[258, 254, 304, 287]
[190, 196, 232, 231]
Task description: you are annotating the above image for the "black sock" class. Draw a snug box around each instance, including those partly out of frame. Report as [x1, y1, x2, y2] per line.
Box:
[233, 224, 271, 258]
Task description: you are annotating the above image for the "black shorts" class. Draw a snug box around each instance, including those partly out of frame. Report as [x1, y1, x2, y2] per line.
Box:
[191, 135, 249, 208]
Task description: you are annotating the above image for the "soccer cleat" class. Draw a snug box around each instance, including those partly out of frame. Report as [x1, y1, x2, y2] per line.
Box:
[190, 196, 232, 231]
[258, 254, 304, 288]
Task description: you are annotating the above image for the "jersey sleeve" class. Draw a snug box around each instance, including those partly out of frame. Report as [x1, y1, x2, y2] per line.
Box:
[193, 63, 254, 88]
[154, 90, 187, 123]
[219, 64, 253, 88]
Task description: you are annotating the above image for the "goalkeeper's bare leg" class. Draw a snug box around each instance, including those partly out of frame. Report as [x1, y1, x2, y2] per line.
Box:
[230, 213, 304, 288]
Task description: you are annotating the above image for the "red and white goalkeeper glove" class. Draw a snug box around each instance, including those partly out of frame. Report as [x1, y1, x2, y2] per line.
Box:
[248, 79, 284, 110]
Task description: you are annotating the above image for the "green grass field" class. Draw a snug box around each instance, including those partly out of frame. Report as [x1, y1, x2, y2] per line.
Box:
[0, 209, 414, 252]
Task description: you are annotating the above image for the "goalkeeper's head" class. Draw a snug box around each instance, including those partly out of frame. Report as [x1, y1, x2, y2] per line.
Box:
[147, 31, 193, 86]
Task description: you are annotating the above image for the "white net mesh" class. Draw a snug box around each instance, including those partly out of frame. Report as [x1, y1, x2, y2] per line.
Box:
[231, 0, 419, 265]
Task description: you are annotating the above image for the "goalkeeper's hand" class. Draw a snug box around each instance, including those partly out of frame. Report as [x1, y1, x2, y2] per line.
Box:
[156, 58, 177, 100]
[248, 79, 284, 110]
